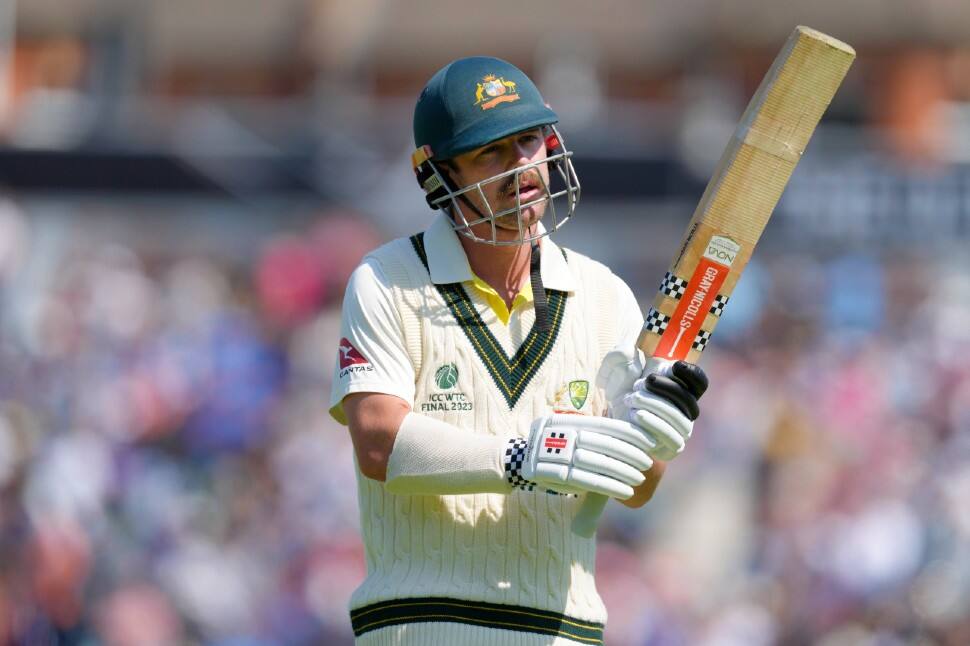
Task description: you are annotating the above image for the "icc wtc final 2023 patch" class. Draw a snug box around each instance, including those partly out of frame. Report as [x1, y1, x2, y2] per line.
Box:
[434, 363, 459, 390]
[421, 363, 473, 413]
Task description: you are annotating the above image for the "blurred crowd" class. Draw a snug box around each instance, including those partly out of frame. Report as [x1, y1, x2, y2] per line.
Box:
[0, 195, 969, 646]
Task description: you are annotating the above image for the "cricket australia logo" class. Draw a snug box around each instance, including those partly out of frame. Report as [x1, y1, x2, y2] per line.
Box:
[568, 380, 589, 410]
[551, 379, 590, 413]
[421, 363, 473, 413]
[475, 74, 520, 110]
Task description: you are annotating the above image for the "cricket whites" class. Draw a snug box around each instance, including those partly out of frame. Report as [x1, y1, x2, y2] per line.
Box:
[572, 26, 857, 537]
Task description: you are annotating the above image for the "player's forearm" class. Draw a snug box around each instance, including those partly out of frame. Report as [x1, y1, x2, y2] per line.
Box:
[345, 395, 508, 494]
[383, 412, 512, 495]
[619, 460, 666, 508]
[344, 392, 411, 482]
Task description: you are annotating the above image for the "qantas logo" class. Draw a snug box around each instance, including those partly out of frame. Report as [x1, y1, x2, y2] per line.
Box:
[338, 338, 369, 369]
[338, 338, 373, 378]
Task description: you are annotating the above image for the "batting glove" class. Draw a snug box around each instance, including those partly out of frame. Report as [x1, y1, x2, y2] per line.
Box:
[623, 358, 709, 461]
[504, 414, 654, 500]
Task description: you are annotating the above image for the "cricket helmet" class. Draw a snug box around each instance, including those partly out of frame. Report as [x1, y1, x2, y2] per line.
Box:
[411, 56, 580, 246]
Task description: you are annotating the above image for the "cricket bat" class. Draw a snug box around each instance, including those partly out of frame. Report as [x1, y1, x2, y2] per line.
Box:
[572, 26, 856, 538]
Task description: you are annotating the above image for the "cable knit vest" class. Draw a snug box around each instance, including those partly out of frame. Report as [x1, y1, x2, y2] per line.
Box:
[350, 233, 632, 645]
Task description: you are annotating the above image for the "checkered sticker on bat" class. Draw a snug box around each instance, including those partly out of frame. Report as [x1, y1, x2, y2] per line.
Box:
[692, 329, 712, 351]
[709, 294, 729, 317]
[644, 308, 671, 335]
[659, 272, 688, 300]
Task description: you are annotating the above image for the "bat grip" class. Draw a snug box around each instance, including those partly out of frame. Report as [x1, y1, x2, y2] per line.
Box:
[570, 342, 667, 538]
[571, 492, 609, 538]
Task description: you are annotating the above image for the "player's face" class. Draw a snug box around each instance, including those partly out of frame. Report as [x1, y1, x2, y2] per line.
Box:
[447, 129, 551, 240]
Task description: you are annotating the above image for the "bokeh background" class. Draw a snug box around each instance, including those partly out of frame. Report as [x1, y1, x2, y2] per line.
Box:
[2, 2, 970, 645]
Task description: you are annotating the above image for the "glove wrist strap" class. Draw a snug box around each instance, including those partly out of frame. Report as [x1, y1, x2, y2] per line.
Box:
[503, 438, 536, 490]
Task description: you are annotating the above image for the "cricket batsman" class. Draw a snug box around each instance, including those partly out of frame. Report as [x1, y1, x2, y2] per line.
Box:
[329, 56, 708, 645]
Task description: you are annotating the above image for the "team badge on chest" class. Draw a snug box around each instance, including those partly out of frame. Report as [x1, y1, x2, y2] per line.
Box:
[568, 380, 589, 410]
[551, 379, 590, 413]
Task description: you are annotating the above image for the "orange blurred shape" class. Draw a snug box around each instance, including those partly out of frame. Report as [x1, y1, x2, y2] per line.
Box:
[875, 50, 950, 167]
[5, 38, 87, 129]
[28, 518, 92, 629]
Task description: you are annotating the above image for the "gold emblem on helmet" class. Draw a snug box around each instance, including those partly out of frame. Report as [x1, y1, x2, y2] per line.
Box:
[475, 74, 520, 110]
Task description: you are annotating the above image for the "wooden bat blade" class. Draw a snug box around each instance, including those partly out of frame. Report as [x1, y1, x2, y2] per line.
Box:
[642, 26, 855, 363]
[572, 26, 855, 539]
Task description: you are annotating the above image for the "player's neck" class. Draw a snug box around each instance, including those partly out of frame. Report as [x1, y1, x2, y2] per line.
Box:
[460, 235, 533, 309]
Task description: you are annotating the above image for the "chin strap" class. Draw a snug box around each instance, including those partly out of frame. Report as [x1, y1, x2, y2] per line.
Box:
[530, 242, 550, 333]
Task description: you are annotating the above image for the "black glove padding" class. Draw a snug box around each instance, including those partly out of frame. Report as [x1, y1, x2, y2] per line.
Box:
[644, 361, 709, 421]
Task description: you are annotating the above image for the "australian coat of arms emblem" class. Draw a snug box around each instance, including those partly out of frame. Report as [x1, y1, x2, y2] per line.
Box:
[475, 74, 520, 110]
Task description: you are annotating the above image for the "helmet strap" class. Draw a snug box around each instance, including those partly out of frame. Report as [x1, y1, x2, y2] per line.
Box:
[412, 146, 451, 210]
[443, 166, 551, 332]
[529, 242, 550, 333]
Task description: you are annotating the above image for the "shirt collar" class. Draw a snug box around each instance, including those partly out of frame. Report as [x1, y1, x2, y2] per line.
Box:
[422, 212, 577, 293]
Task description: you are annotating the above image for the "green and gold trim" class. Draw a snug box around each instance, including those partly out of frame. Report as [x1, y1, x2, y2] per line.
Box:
[411, 233, 567, 409]
[350, 596, 605, 644]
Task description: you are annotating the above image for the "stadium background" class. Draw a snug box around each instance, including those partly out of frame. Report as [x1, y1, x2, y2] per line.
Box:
[2, 1, 970, 644]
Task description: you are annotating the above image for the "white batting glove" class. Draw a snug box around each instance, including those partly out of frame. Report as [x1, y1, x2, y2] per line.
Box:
[600, 351, 709, 462]
[613, 358, 707, 462]
[504, 414, 654, 500]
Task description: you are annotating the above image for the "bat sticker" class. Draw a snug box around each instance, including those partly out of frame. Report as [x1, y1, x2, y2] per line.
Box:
[654, 235, 738, 359]
[703, 235, 741, 267]
[709, 294, 729, 317]
[644, 308, 671, 335]
[659, 272, 689, 299]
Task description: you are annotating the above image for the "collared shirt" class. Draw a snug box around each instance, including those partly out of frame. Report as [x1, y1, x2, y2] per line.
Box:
[468, 271, 531, 326]
[422, 211, 576, 295]
[328, 213, 582, 423]
[419, 212, 576, 325]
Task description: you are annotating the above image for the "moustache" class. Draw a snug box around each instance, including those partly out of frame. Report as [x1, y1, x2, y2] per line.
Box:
[500, 171, 545, 197]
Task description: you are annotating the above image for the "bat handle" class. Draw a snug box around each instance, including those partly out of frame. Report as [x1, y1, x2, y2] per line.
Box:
[571, 493, 608, 538]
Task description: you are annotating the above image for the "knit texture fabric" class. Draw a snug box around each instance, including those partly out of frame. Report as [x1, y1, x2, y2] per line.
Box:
[347, 233, 640, 645]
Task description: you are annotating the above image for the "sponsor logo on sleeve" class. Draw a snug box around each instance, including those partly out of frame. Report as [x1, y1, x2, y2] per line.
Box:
[338, 338, 373, 378]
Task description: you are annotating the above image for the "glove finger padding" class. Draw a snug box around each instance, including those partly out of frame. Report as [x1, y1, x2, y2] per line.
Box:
[575, 431, 654, 472]
[572, 447, 646, 488]
[629, 410, 684, 461]
[567, 468, 635, 500]
[522, 414, 653, 500]
[625, 389, 693, 441]
[552, 414, 657, 457]
[532, 457, 636, 499]
[645, 373, 700, 420]
[672, 360, 709, 398]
